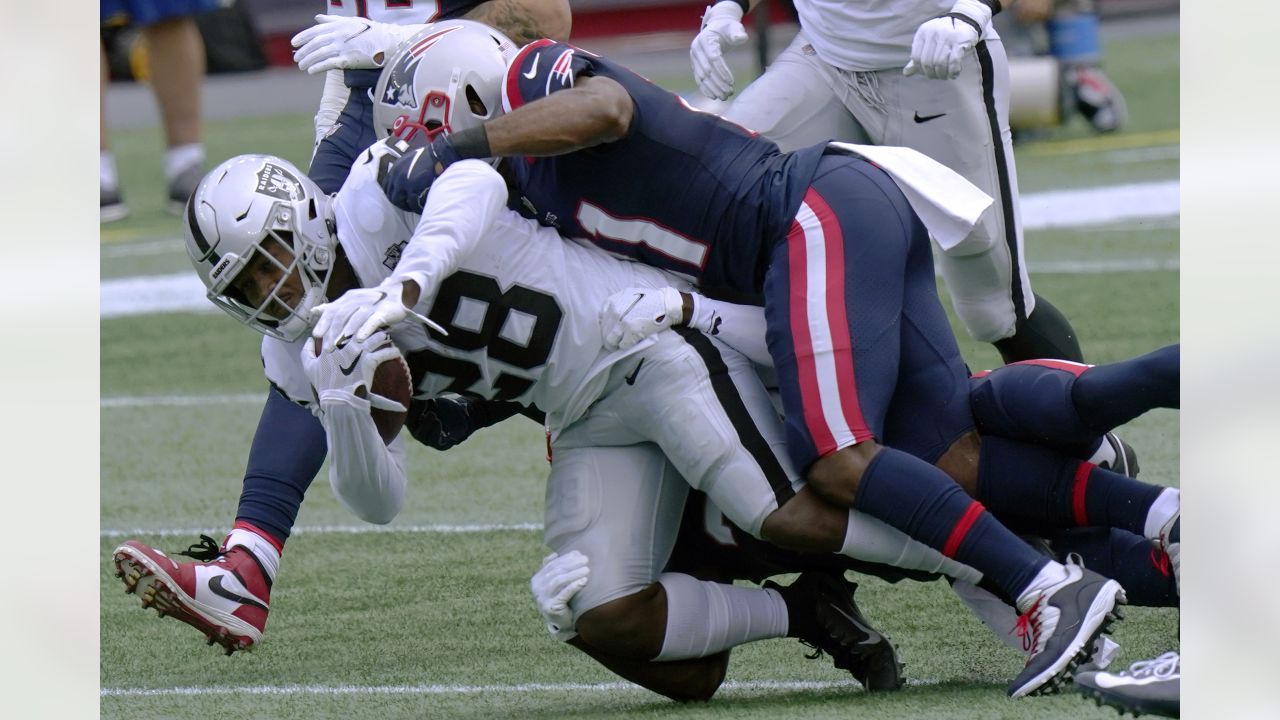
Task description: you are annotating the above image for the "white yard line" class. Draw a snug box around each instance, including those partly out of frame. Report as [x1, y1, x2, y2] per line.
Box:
[101, 180, 1180, 319]
[101, 393, 263, 408]
[101, 523, 543, 538]
[102, 677, 939, 698]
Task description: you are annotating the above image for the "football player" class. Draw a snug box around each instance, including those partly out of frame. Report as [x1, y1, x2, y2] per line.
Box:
[292, 0, 572, 194]
[108, 9, 570, 658]
[689, 0, 1084, 364]
[368, 28, 1127, 697]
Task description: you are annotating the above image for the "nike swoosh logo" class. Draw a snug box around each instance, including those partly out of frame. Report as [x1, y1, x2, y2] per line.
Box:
[624, 358, 645, 386]
[523, 53, 541, 80]
[339, 351, 364, 376]
[208, 574, 268, 611]
[913, 112, 946, 123]
[830, 604, 884, 646]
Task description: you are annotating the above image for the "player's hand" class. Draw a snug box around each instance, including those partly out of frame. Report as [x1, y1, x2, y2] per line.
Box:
[904, 0, 991, 80]
[378, 135, 463, 214]
[310, 279, 417, 350]
[407, 395, 475, 451]
[530, 551, 590, 642]
[291, 14, 417, 74]
[600, 286, 685, 350]
[301, 329, 407, 412]
[691, 1, 749, 100]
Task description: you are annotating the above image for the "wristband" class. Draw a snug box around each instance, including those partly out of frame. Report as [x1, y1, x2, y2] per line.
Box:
[447, 126, 492, 160]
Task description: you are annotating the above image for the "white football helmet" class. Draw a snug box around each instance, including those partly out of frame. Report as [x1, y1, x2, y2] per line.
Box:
[372, 19, 517, 143]
[183, 154, 336, 342]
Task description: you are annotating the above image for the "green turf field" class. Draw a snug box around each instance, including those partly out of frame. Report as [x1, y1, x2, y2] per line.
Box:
[101, 26, 1179, 720]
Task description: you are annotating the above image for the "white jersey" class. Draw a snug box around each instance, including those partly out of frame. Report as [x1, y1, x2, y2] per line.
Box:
[323, 0, 439, 24]
[793, 0, 994, 72]
[263, 141, 688, 431]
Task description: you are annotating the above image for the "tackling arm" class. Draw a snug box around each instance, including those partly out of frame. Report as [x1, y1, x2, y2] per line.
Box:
[486, 74, 634, 156]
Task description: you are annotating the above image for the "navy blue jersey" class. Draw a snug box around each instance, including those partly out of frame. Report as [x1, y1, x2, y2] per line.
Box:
[502, 40, 828, 294]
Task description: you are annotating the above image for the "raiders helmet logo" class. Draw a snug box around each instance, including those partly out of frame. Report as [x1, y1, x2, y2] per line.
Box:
[254, 162, 303, 202]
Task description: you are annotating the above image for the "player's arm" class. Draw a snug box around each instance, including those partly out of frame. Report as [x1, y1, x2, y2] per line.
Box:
[301, 331, 410, 523]
[600, 287, 773, 367]
[464, 0, 572, 45]
[485, 74, 633, 157]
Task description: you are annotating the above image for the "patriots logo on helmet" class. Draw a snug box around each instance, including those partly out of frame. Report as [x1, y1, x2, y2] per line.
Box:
[254, 163, 303, 202]
[381, 26, 464, 110]
[382, 53, 424, 109]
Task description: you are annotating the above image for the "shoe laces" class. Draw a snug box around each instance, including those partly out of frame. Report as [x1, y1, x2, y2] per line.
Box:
[1120, 651, 1179, 679]
[798, 639, 825, 661]
[1011, 596, 1045, 656]
[1150, 547, 1171, 577]
[176, 534, 223, 563]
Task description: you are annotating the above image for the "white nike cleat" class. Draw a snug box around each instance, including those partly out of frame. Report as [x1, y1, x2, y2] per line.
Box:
[113, 536, 273, 654]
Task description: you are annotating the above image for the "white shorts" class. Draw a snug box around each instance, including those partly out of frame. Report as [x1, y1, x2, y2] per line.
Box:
[544, 329, 803, 617]
[725, 30, 1036, 344]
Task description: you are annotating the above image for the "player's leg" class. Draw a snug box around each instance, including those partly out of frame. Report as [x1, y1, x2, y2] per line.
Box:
[543, 440, 788, 699]
[101, 38, 127, 222]
[112, 388, 326, 653]
[868, 37, 1083, 362]
[721, 29, 868, 152]
[764, 156, 1123, 696]
[139, 2, 219, 212]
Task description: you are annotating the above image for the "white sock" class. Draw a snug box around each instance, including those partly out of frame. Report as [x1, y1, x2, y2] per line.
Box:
[840, 510, 983, 585]
[101, 151, 118, 190]
[1085, 436, 1115, 466]
[952, 580, 1024, 653]
[164, 143, 205, 182]
[225, 527, 281, 583]
[1143, 487, 1180, 542]
[654, 572, 789, 661]
[1016, 561, 1069, 611]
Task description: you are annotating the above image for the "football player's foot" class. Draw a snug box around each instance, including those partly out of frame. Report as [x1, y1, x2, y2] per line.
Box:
[1007, 558, 1126, 697]
[1090, 432, 1140, 478]
[1075, 651, 1180, 718]
[166, 162, 203, 215]
[765, 572, 904, 691]
[1156, 513, 1180, 595]
[101, 184, 128, 223]
[1068, 65, 1128, 133]
[112, 535, 272, 654]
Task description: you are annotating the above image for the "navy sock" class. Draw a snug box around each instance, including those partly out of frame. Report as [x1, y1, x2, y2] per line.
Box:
[1073, 344, 1180, 430]
[1047, 527, 1178, 607]
[977, 437, 1164, 536]
[853, 447, 1048, 600]
[235, 389, 328, 544]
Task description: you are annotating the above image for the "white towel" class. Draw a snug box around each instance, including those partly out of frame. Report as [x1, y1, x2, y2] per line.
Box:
[827, 142, 994, 254]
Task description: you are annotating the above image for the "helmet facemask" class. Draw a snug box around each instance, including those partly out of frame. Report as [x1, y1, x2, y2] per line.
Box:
[184, 155, 337, 343]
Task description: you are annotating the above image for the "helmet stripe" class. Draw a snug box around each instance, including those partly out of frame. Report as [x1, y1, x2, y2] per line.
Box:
[186, 193, 220, 265]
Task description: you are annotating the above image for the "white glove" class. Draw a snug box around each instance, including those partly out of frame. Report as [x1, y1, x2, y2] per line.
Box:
[300, 329, 408, 413]
[600, 286, 685, 350]
[530, 551, 590, 642]
[690, 2, 749, 100]
[291, 14, 420, 75]
[904, 0, 992, 80]
[311, 279, 445, 351]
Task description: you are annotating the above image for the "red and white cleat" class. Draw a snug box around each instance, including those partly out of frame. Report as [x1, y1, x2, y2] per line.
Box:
[112, 535, 274, 655]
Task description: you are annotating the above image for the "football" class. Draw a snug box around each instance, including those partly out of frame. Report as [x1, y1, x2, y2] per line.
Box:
[369, 345, 412, 445]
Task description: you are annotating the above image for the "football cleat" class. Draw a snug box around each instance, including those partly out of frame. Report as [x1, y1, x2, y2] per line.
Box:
[112, 535, 271, 654]
[1067, 65, 1128, 134]
[1007, 558, 1126, 697]
[167, 162, 204, 215]
[1156, 513, 1180, 595]
[1091, 432, 1140, 478]
[1075, 651, 1180, 718]
[765, 572, 904, 692]
[101, 183, 128, 223]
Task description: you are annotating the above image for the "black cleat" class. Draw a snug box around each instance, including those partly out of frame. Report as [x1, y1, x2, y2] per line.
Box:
[765, 572, 904, 691]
